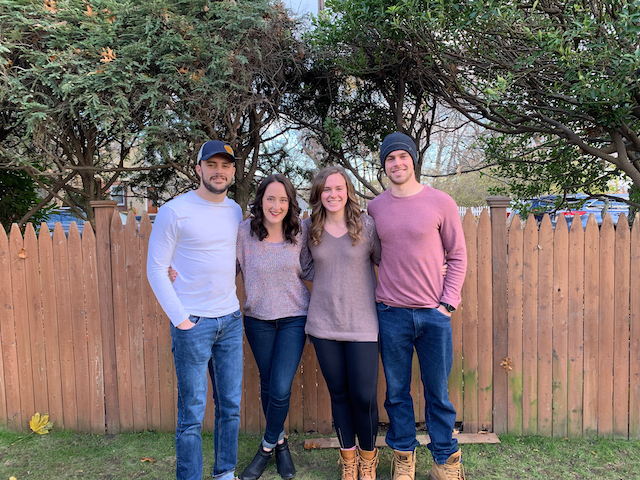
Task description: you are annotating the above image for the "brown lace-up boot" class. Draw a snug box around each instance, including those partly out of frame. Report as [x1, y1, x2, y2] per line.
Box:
[339, 448, 358, 480]
[391, 449, 416, 480]
[428, 449, 465, 480]
[357, 447, 379, 480]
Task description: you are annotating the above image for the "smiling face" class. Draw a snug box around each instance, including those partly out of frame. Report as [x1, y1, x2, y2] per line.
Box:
[196, 154, 235, 195]
[384, 149, 415, 186]
[320, 172, 347, 217]
[261, 181, 290, 229]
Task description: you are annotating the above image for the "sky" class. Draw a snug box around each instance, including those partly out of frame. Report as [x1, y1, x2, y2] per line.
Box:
[284, 0, 319, 16]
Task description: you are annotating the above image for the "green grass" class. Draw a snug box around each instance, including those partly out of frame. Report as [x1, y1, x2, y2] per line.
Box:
[1, 429, 639, 479]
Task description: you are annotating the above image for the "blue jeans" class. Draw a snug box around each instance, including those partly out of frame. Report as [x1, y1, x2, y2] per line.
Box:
[377, 303, 458, 464]
[171, 310, 243, 480]
[244, 315, 306, 448]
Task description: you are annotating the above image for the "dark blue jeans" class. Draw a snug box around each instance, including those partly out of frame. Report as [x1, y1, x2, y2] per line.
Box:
[377, 303, 458, 464]
[171, 311, 243, 480]
[244, 315, 306, 448]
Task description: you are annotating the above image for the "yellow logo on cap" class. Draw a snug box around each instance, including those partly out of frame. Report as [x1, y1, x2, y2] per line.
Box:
[224, 145, 233, 155]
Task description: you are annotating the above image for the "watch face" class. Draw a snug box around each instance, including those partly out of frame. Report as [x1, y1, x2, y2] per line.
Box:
[441, 303, 455, 312]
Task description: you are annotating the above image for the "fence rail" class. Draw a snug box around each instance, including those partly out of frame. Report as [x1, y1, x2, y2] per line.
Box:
[0, 198, 639, 439]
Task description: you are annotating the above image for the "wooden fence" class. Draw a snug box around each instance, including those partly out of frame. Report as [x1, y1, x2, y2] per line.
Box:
[0, 197, 639, 439]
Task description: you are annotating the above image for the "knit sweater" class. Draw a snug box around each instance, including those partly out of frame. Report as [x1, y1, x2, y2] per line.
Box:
[304, 214, 381, 342]
[367, 185, 467, 309]
[237, 219, 313, 320]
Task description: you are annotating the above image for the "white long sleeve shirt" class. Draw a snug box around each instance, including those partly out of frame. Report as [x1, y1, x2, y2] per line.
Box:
[147, 191, 243, 326]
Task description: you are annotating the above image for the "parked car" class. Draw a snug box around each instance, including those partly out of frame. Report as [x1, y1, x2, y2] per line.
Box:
[526, 194, 587, 228]
[580, 196, 629, 228]
[45, 208, 85, 235]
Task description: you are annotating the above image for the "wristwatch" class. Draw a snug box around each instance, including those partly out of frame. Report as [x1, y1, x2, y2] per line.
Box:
[440, 302, 456, 313]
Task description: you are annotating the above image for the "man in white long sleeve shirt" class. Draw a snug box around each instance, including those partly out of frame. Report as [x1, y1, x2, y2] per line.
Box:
[147, 140, 243, 480]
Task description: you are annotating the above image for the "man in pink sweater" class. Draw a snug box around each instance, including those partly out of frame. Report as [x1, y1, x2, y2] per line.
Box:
[368, 132, 467, 480]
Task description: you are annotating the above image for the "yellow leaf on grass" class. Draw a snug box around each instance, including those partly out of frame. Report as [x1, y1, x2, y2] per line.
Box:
[100, 47, 116, 63]
[141, 457, 155, 463]
[44, 0, 58, 13]
[30, 412, 53, 435]
[10, 476, 17, 480]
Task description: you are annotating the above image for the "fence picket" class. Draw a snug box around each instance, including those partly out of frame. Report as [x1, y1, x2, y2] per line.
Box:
[462, 211, 478, 433]
[583, 214, 600, 437]
[567, 216, 585, 437]
[38, 224, 64, 428]
[10, 224, 34, 431]
[630, 221, 640, 439]
[552, 215, 569, 437]
[82, 223, 106, 435]
[537, 215, 553, 435]
[0, 226, 19, 429]
[507, 216, 524, 435]
[598, 215, 615, 437]
[476, 210, 493, 432]
[522, 215, 539, 435]
[613, 215, 630, 439]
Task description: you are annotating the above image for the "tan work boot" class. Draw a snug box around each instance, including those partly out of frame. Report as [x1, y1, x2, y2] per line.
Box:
[357, 447, 379, 480]
[391, 449, 416, 480]
[339, 448, 358, 480]
[429, 449, 465, 480]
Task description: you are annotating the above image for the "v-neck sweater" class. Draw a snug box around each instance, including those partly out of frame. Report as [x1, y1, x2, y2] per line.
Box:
[304, 214, 381, 342]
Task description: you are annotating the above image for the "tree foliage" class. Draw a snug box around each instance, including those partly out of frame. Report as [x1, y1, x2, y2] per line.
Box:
[385, 0, 640, 204]
[0, 0, 308, 226]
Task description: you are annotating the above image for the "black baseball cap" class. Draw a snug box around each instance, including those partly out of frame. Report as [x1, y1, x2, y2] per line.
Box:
[197, 140, 236, 163]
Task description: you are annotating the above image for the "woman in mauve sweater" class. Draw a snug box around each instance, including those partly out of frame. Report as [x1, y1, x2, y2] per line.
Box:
[237, 174, 313, 480]
[304, 166, 382, 480]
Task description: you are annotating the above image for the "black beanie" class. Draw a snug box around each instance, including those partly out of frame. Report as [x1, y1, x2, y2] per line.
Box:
[380, 132, 418, 170]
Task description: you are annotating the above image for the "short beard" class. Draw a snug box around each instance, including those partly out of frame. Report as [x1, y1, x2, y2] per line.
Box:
[203, 176, 232, 195]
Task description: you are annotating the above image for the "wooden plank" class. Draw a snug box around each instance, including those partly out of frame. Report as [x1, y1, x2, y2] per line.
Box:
[613, 214, 630, 439]
[243, 330, 262, 434]
[23, 224, 48, 416]
[204, 372, 215, 432]
[38, 224, 64, 429]
[82, 224, 106, 434]
[316, 353, 332, 435]
[597, 215, 615, 437]
[110, 210, 133, 432]
[522, 215, 538, 435]
[507, 216, 524, 435]
[125, 215, 147, 431]
[304, 432, 501, 449]
[630, 219, 640, 439]
[489, 201, 509, 434]
[52, 224, 77, 430]
[449, 307, 463, 424]
[537, 215, 553, 435]
[139, 213, 160, 431]
[157, 304, 175, 432]
[68, 223, 91, 433]
[91, 200, 120, 434]
[301, 342, 318, 432]
[583, 214, 599, 437]
[10, 224, 34, 431]
[413, 351, 422, 423]
[0, 226, 19, 429]
[567, 214, 585, 437]
[377, 354, 388, 424]
[552, 215, 569, 437]
[476, 210, 493, 432]
[461, 211, 478, 433]
[288, 357, 304, 433]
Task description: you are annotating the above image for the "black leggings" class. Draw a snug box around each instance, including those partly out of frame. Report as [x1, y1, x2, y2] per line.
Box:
[311, 337, 379, 450]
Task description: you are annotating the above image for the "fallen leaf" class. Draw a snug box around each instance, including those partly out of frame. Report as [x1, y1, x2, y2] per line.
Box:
[453, 428, 460, 434]
[591, 451, 598, 457]
[191, 68, 204, 81]
[141, 457, 155, 463]
[18, 248, 26, 259]
[30, 412, 53, 435]
[178, 66, 189, 74]
[100, 47, 116, 63]
[44, 0, 58, 13]
[85, 4, 96, 17]
[533, 448, 539, 452]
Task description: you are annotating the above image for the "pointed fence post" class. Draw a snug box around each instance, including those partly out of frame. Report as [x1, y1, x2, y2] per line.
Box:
[91, 200, 120, 434]
[486, 196, 511, 434]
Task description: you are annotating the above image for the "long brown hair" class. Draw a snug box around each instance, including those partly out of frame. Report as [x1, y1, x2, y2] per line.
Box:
[250, 174, 301, 244]
[309, 166, 362, 246]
